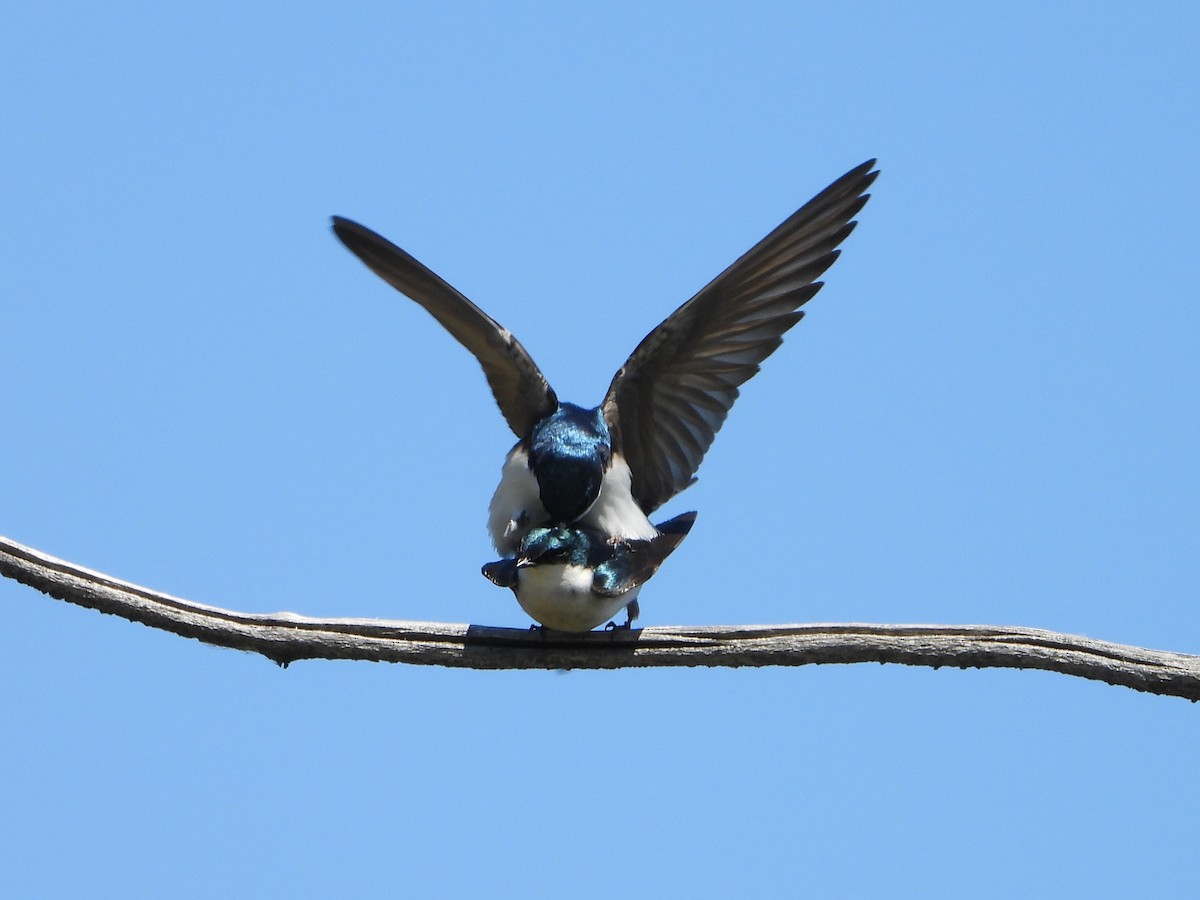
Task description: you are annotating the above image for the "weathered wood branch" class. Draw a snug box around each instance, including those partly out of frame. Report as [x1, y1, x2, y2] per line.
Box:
[2, 534, 1197, 701]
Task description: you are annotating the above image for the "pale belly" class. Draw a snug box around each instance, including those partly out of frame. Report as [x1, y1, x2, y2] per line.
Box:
[515, 564, 640, 632]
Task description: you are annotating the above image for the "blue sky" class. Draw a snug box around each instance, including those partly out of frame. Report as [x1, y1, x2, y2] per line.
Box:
[2, 2, 1198, 896]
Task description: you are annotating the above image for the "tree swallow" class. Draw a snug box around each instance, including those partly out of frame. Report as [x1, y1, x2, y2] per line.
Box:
[482, 511, 697, 632]
[332, 160, 877, 553]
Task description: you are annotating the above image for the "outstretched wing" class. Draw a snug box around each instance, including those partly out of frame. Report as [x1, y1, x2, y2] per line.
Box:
[332, 216, 557, 438]
[601, 160, 878, 513]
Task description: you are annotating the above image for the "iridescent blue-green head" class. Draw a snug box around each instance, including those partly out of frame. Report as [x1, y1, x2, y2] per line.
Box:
[528, 402, 612, 523]
[518, 523, 593, 566]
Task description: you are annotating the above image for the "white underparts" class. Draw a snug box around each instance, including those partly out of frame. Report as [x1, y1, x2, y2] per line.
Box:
[488, 448, 658, 554]
[579, 454, 659, 541]
[516, 563, 639, 632]
[487, 446, 545, 556]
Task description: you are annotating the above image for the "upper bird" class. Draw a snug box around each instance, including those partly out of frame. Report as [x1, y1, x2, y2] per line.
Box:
[332, 160, 877, 555]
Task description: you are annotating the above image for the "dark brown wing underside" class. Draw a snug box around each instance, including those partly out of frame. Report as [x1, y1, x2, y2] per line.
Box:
[602, 160, 879, 513]
[332, 216, 557, 438]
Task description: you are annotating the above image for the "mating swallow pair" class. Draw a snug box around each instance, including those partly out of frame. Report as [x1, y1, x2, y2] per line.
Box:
[333, 159, 877, 630]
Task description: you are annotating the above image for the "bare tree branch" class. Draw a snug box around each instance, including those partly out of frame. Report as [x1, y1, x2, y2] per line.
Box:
[2, 534, 1197, 701]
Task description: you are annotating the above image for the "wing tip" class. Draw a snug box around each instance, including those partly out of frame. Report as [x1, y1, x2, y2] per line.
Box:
[660, 509, 698, 534]
[329, 215, 380, 256]
[839, 159, 880, 200]
[855, 158, 880, 177]
[330, 214, 356, 237]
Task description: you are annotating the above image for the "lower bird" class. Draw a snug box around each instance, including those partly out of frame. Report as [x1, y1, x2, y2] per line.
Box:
[482, 512, 697, 632]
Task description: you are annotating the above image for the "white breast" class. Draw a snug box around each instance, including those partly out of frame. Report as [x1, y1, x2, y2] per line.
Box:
[487, 446, 546, 555]
[489, 448, 657, 554]
[578, 454, 659, 541]
[515, 563, 640, 632]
